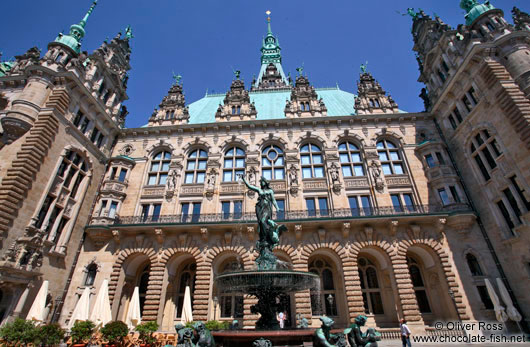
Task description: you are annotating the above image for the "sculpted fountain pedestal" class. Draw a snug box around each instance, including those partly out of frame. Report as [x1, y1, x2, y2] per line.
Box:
[214, 176, 319, 331]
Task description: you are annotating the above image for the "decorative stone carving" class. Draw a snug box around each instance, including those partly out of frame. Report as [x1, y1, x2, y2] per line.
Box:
[328, 162, 342, 194]
[148, 79, 189, 126]
[318, 228, 326, 242]
[389, 220, 399, 236]
[201, 228, 208, 242]
[112, 230, 120, 244]
[369, 160, 385, 193]
[119, 144, 134, 156]
[165, 168, 178, 200]
[355, 71, 399, 115]
[285, 75, 327, 118]
[215, 78, 257, 122]
[155, 229, 164, 244]
[205, 168, 217, 200]
[247, 226, 255, 241]
[294, 224, 303, 241]
[288, 164, 299, 196]
[342, 222, 351, 239]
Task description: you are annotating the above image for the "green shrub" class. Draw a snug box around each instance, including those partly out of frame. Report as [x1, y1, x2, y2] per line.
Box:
[70, 320, 95, 344]
[135, 321, 158, 344]
[0, 318, 38, 345]
[204, 320, 230, 331]
[37, 323, 66, 346]
[184, 321, 196, 329]
[101, 321, 129, 344]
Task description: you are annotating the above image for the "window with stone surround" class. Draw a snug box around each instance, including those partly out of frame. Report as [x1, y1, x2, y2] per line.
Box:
[407, 257, 432, 313]
[218, 259, 244, 319]
[262, 145, 285, 180]
[339, 141, 365, 177]
[300, 143, 325, 179]
[470, 130, 502, 181]
[84, 263, 98, 286]
[223, 146, 245, 182]
[148, 151, 171, 185]
[476, 285, 494, 310]
[358, 257, 384, 315]
[309, 258, 338, 317]
[184, 149, 208, 184]
[175, 262, 197, 319]
[33, 149, 90, 250]
[376, 139, 404, 175]
[466, 254, 484, 277]
[391, 193, 415, 212]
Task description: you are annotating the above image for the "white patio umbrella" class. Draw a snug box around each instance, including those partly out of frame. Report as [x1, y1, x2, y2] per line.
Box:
[484, 278, 508, 322]
[496, 278, 522, 322]
[125, 286, 141, 330]
[180, 286, 193, 324]
[89, 280, 112, 327]
[26, 281, 49, 322]
[68, 287, 91, 329]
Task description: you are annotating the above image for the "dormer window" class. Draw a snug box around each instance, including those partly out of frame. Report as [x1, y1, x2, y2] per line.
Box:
[55, 53, 64, 63]
[98, 81, 106, 95]
[231, 106, 241, 115]
[486, 22, 495, 32]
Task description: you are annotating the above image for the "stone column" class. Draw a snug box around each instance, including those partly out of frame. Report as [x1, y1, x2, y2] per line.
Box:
[293, 254, 312, 322]
[193, 260, 211, 321]
[390, 255, 423, 324]
[142, 261, 164, 321]
[343, 256, 365, 321]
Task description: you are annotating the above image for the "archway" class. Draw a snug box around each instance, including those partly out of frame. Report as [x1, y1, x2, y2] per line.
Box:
[115, 253, 151, 322]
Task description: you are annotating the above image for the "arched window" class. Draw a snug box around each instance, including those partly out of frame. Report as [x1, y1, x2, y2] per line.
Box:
[309, 258, 338, 316]
[300, 143, 324, 179]
[55, 53, 64, 63]
[175, 262, 197, 318]
[34, 150, 89, 247]
[358, 257, 384, 315]
[377, 139, 404, 175]
[138, 264, 150, 316]
[470, 130, 502, 181]
[262, 145, 285, 180]
[339, 141, 365, 177]
[223, 147, 245, 182]
[466, 254, 484, 276]
[84, 263, 98, 286]
[147, 151, 171, 185]
[184, 149, 208, 184]
[218, 260, 244, 319]
[407, 257, 431, 313]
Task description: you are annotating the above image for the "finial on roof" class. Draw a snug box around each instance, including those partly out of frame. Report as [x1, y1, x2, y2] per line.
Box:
[52, 0, 99, 54]
[172, 71, 182, 85]
[296, 63, 304, 76]
[80, 1, 98, 28]
[360, 61, 369, 74]
[125, 25, 134, 40]
[266, 10, 272, 34]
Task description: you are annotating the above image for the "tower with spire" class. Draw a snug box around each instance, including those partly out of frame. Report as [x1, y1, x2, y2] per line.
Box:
[251, 11, 290, 91]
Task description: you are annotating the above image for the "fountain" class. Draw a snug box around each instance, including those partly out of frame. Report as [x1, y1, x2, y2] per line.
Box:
[214, 175, 320, 337]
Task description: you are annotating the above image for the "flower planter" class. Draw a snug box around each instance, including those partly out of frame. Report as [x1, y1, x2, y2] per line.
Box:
[72, 344, 87, 347]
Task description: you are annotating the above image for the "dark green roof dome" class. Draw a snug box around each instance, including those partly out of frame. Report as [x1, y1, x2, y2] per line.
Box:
[460, 0, 496, 26]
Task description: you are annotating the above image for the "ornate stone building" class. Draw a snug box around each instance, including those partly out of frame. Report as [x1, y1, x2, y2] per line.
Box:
[0, 0, 529, 335]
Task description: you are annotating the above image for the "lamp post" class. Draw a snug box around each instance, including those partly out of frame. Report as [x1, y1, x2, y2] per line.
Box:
[213, 296, 218, 320]
[326, 294, 334, 315]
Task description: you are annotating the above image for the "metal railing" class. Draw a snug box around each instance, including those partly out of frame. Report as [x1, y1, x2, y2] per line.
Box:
[101, 204, 473, 226]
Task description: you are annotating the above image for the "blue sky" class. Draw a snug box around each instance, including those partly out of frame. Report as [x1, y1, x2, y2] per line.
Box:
[0, 0, 525, 128]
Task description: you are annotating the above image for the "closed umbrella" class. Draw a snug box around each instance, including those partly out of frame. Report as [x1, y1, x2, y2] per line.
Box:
[180, 286, 193, 324]
[68, 287, 91, 329]
[26, 281, 49, 322]
[90, 280, 112, 327]
[125, 287, 141, 330]
[484, 278, 507, 322]
[496, 278, 522, 322]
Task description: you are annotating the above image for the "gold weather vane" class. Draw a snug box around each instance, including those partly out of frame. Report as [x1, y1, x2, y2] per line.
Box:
[266, 10, 271, 21]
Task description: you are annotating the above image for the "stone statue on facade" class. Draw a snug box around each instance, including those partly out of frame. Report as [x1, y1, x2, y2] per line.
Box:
[419, 88, 430, 112]
[370, 160, 385, 193]
[206, 169, 217, 190]
[329, 162, 340, 183]
[241, 176, 287, 270]
[345, 315, 381, 347]
[313, 316, 347, 347]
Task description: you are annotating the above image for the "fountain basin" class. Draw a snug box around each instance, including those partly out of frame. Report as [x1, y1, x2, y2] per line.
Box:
[215, 270, 320, 295]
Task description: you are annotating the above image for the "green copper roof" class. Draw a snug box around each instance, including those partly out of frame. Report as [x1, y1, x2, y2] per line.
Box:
[460, 0, 495, 25]
[254, 15, 288, 88]
[53, 0, 98, 54]
[186, 87, 356, 125]
[0, 61, 15, 77]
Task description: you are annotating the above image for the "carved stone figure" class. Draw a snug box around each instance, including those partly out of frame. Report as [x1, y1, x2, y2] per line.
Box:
[206, 169, 217, 190]
[345, 315, 381, 347]
[175, 324, 195, 347]
[370, 160, 385, 192]
[419, 88, 430, 111]
[329, 162, 340, 183]
[167, 169, 177, 191]
[288, 164, 298, 186]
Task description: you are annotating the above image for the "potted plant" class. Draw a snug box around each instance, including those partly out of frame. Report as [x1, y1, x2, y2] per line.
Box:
[70, 320, 95, 347]
[37, 323, 66, 346]
[100, 321, 129, 347]
[0, 318, 38, 346]
[135, 321, 159, 347]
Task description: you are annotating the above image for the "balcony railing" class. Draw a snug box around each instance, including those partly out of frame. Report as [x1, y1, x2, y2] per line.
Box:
[99, 204, 473, 226]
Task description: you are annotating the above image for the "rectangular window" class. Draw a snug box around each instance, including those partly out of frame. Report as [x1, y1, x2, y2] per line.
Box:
[222, 201, 230, 220]
[391, 194, 403, 213]
[503, 188, 522, 224]
[109, 201, 118, 219]
[73, 110, 84, 127]
[181, 203, 190, 223]
[361, 195, 372, 216]
[481, 148, 497, 170]
[497, 200, 515, 230]
[449, 186, 461, 203]
[152, 204, 161, 222]
[403, 193, 415, 212]
[448, 115, 457, 130]
[438, 188, 450, 206]
[453, 108, 463, 123]
[441, 60, 450, 73]
[99, 200, 108, 216]
[71, 173, 84, 198]
[477, 286, 494, 310]
[90, 128, 100, 143]
[318, 197, 329, 216]
[118, 169, 128, 182]
[348, 196, 359, 216]
[509, 176, 530, 211]
[141, 205, 150, 222]
[80, 118, 90, 133]
[46, 206, 62, 233]
[425, 154, 435, 168]
[474, 155, 491, 181]
[148, 174, 158, 186]
[437, 69, 446, 83]
[306, 198, 316, 217]
[110, 167, 118, 180]
[192, 202, 201, 223]
[234, 200, 243, 219]
[435, 152, 445, 165]
[462, 95, 473, 112]
[53, 217, 69, 243]
[276, 199, 285, 220]
[96, 133, 105, 148]
[468, 87, 479, 105]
